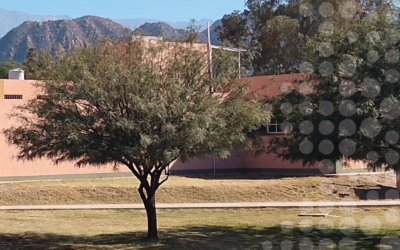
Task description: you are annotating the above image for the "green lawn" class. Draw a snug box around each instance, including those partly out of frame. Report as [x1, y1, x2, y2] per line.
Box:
[0, 207, 399, 249]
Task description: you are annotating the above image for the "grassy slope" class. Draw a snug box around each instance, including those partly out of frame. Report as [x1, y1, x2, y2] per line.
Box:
[0, 173, 396, 205]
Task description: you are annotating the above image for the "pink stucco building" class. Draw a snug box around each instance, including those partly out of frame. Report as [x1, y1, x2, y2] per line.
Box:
[0, 74, 399, 192]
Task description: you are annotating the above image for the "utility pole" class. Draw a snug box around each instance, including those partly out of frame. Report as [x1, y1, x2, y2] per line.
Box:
[207, 22, 246, 174]
[207, 22, 216, 174]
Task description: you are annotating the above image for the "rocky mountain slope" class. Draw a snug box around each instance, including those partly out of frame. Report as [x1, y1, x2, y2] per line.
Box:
[134, 19, 221, 44]
[0, 14, 221, 63]
[0, 7, 214, 38]
[114, 18, 213, 30]
[0, 16, 127, 63]
[134, 22, 186, 40]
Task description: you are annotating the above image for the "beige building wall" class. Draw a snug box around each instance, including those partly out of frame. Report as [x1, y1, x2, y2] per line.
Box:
[0, 76, 398, 193]
[0, 80, 132, 177]
[0, 78, 313, 177]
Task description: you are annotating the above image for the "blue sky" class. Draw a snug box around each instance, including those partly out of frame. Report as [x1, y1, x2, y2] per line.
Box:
[1, 0, 246, 21]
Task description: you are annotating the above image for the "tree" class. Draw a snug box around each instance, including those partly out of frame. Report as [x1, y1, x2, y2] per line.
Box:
[217, 0, 317, 75]
[216, 0, 390, 75]
[23, 47, 53, 80]
[185, 19, 203, 43]
[23, 48, 38, 79]
[258, 15, 303, 74]
[267, 3, 400, 172]
[0, 60, 22, 79]
[217, 10, 250, 46]
[3, 38, 270, 240]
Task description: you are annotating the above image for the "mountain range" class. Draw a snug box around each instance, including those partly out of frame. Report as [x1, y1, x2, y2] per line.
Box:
[0, 7, 71, 38]
[113, 18, 214, 31]
[0, 16, 128, 63]
[0, 7, 221, 63]
[135, 19, 221, 44]
[0, 7, 214, 38]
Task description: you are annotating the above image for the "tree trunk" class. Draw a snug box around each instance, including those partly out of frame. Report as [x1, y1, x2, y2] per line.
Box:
[136, 168, 168, 241]
[143, 190, 158, 240]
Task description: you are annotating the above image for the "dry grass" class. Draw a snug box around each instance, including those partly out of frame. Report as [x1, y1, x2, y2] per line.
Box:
[0, 207, 399, 249]
[0, 172, 397, 205]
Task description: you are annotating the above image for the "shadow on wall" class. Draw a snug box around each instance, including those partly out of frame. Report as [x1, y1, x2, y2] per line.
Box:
[176, 173, 322, 180]
[168, 149, 321, 176]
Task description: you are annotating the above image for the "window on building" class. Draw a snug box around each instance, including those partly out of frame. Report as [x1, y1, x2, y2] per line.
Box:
[37, 95, 49, 100]
[258, 121, 284, 134]
[4, 95, 23, 99]
[267, 122, 284, 134]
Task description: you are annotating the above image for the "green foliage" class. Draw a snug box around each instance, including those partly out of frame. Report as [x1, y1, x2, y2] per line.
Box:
[218, 0, 398, 75]
[23, 48, 38, 79]
[23, 47, 53, 80]
[184, 19, 202, 43]
[217, 10, 249, 46]
[218, 0, 304, 75]
[10, 40, 270, 169]
[3, 37, 270, 238]
[258, 15, 303, 74]
[0, 60, 22, 79]
[268, 4, 400, 171]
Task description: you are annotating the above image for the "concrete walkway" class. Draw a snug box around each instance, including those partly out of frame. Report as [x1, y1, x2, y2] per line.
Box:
[0, 201, 399, 210]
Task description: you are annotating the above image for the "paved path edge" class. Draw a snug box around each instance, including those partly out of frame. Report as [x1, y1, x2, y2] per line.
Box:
[0, 201, 399, 210]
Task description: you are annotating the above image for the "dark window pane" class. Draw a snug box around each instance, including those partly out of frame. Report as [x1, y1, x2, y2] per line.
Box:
[268, 125, 277, 133]
[4, 95, 23, 99]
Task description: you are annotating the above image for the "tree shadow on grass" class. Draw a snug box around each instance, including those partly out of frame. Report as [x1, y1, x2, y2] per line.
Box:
[0, 226, 398, 249]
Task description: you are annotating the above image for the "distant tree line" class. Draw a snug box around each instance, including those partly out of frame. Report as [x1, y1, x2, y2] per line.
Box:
[217, 0, 400, 75]
[0, 46, 60, 80]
